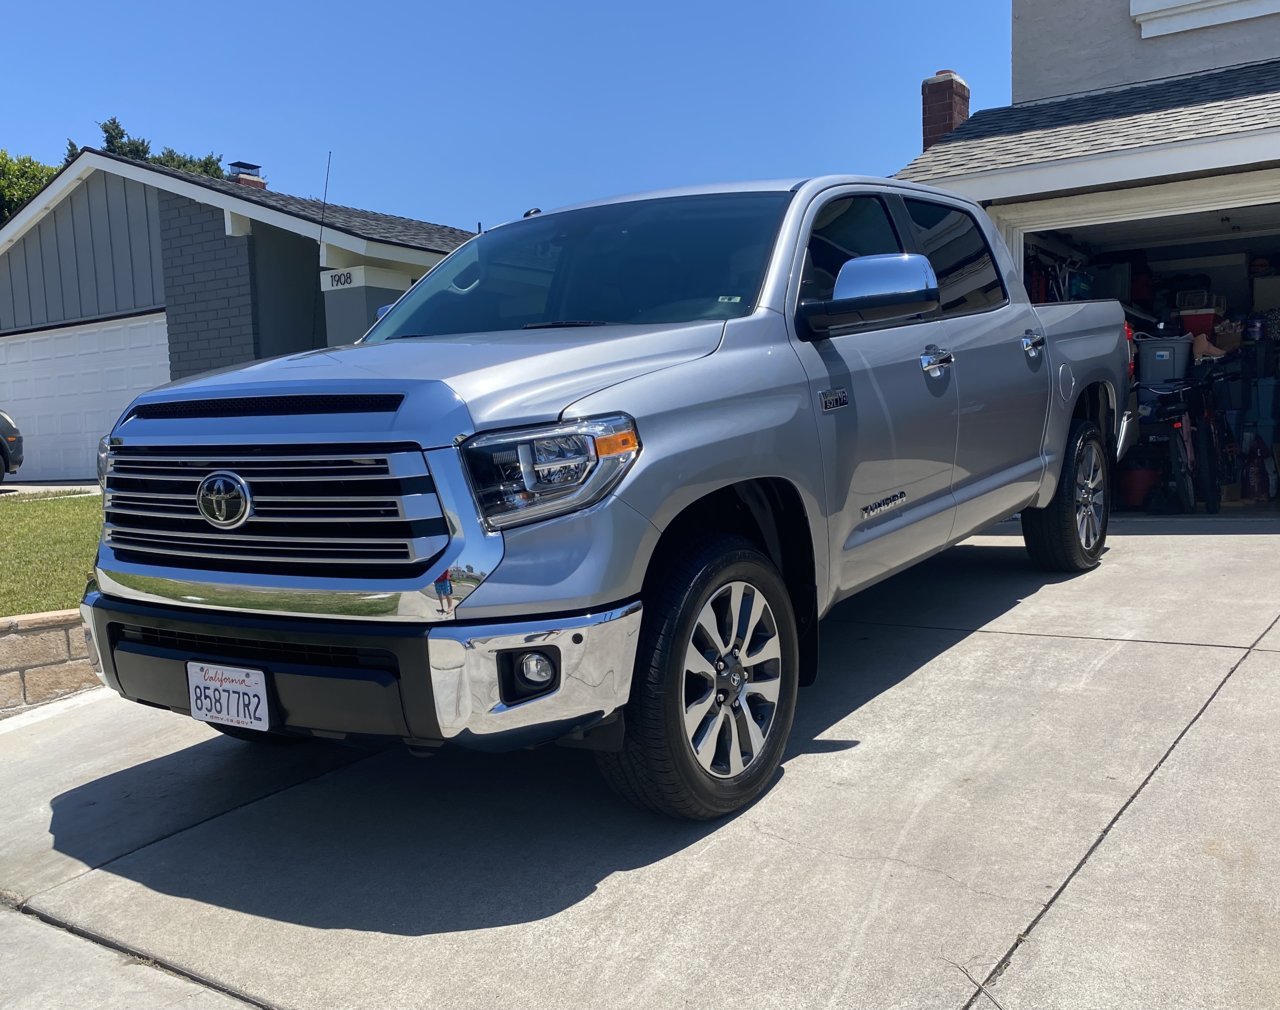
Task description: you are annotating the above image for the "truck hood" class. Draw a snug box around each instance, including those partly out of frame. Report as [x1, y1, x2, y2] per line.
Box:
[142, 321, 724, 431]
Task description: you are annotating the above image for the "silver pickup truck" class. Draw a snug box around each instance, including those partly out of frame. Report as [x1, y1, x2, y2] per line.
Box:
[82, 176, 1133, 818]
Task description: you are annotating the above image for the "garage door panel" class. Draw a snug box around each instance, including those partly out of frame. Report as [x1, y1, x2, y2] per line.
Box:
[0, 313, 169, 481]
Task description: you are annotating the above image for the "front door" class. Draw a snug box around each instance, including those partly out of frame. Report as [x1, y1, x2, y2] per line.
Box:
[787, 191, 959, 597]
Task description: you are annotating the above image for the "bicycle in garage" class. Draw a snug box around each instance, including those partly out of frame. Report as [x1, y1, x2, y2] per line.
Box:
[1133, 349, 1240, 514]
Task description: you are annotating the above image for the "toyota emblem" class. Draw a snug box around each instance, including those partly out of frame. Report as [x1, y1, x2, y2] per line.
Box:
[196, 471, 252, 529]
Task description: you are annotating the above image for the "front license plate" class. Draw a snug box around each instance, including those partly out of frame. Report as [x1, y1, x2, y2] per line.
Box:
[186, 662, 270, 731]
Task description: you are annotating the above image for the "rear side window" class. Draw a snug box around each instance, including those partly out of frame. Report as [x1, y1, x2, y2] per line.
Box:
[903, 199, 1006, 317]
[801, 196, 901, 303]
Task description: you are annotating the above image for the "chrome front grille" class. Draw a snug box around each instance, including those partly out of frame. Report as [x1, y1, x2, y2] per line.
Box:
[103, 443, 449, 578]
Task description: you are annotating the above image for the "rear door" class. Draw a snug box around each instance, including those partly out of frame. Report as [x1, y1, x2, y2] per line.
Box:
[786, 188, 959, 596]
[899, 197, 1050, 538]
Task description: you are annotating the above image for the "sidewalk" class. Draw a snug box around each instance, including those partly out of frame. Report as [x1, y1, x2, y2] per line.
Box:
[0, 906, 246, 1009]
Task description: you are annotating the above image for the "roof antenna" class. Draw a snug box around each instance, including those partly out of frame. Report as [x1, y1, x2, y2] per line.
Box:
[523, 208, 541, 218]
[310, 151, 333, 346]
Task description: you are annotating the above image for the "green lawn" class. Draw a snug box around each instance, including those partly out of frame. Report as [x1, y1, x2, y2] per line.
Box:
[0, 493, 103, 616]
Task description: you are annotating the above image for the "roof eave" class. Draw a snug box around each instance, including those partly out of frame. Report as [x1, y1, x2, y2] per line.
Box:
[0, 149, 459, 261]
[901, 124, 1280, 205]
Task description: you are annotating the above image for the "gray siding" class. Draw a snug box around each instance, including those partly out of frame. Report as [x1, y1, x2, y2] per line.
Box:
[0, 173, 165, 333]
[252, 222, 326, 360]
[159, 193, 257, 379]
[1014, 0, 1280, 103]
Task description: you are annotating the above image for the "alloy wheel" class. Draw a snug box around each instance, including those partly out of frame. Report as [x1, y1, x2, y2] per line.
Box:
[682, 580, 784, 779]
[1075, 442, 1105, 550]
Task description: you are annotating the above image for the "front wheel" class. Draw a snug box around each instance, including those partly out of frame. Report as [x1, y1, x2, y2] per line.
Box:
[1022, 419, 1110, 572]
[596, 535, 799, 820]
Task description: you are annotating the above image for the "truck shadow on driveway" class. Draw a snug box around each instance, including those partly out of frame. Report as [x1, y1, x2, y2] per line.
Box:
[47, 541, 1078, 936]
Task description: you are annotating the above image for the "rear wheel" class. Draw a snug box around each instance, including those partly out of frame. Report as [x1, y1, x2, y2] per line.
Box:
[1193, 420, 1221, 514]
[596, 535, 799, 820]
[1022, 419, 1110, 572]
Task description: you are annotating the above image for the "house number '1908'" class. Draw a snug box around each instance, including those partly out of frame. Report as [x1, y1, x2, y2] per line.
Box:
[329, 271, 353, 288]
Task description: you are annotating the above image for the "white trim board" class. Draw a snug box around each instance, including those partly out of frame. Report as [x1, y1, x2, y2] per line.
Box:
[1131, 0, 1280, 37]
[0, 152, 443, 270]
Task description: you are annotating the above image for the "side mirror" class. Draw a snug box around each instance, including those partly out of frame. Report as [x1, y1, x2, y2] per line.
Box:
[798, 253, 939, 339]
[375, 304, 393, 321]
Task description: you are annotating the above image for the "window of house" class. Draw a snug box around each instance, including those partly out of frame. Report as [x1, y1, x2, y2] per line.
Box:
[800, 196, 902, 304]
[903, 199, 1007, 318]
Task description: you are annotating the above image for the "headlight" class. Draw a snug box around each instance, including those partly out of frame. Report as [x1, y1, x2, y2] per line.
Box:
[462, 414, 640, 530]
[97, 436, 110, 489]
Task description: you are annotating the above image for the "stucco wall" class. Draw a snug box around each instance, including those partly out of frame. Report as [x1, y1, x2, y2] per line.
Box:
[1014, 0, 1280, 102]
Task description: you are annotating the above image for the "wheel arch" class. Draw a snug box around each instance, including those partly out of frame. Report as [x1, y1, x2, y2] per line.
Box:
[644, 477, 821, 687]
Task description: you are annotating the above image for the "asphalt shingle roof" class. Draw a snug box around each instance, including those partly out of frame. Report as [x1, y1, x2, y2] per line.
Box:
[898, 58, 1280, 183]
[86, 148, 474, 254]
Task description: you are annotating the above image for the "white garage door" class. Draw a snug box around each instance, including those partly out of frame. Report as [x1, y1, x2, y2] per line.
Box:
[0, 313, 170, 481]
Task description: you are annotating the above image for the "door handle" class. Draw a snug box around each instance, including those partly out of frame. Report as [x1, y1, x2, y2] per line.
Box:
[1022, 330, 1047, 354]
[920, 347, 954, 373]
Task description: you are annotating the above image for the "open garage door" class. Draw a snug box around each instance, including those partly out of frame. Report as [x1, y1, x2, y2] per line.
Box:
[0, 313, 170, 481]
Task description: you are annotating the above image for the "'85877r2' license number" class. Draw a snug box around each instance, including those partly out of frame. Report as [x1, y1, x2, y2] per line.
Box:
[186, 662, 270, 731]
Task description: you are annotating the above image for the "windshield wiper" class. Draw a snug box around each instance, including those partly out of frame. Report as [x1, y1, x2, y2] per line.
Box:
[521, 320, 613, 329]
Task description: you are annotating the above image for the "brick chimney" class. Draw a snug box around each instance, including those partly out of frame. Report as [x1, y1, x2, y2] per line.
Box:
[922, 70, 970, 151]
[227, 160, 267, 190]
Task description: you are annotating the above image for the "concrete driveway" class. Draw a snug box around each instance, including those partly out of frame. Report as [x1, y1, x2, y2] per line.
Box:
[3, 517, 1279, 1009]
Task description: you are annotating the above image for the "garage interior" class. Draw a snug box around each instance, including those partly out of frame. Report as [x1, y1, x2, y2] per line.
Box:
[1024, 200, 1280, 515]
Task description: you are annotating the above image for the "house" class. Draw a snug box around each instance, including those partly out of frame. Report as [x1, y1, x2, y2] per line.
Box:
[0, 149, 472, 480]
[899, 2, 1280, 340]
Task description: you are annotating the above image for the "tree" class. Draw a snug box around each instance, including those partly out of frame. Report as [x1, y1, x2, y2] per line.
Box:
[64, 118, 224, 180]
[0, 150, 58, 226]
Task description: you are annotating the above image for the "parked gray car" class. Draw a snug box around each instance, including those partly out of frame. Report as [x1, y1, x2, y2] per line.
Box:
[0, 409, 23, 482]
[82, 176, 1132, 818]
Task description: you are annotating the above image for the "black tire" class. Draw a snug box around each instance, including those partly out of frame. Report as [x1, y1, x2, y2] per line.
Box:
[1022, 419, 1110, 572]
[596, 535, 799, 820]
[1193, 421, 1221, 514]
[1171, 433, 1196, 514]
[209, 723, 309, 746]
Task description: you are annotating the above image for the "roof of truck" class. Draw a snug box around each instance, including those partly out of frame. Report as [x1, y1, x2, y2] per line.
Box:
[524, 175, 967, 221]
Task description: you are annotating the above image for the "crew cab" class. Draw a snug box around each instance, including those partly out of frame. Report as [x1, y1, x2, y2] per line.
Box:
[82, 176, 1133, 819]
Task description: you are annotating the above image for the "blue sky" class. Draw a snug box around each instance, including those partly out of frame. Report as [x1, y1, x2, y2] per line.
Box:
[5, 0, 1010, 231]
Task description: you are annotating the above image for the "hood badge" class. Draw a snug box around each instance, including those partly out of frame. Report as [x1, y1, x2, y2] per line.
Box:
[196, 471, 252, 529]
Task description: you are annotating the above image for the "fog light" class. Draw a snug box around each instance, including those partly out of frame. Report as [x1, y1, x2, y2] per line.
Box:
[519, 651, 556, 687]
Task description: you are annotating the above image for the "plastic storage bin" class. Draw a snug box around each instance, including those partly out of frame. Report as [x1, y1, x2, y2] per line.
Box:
[1136, 335, 1192, 401]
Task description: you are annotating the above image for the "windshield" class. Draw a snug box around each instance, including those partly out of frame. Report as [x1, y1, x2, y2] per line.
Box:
[363, 192, 792, 341]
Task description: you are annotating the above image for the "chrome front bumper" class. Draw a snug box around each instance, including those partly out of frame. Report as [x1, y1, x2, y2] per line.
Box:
[429, 601, 643, 745]
[82, 589, 643, 750]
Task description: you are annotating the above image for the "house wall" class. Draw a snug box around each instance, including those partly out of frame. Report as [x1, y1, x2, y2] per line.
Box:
[159, 193, 257, 379]
[251, 222, 326, 360]
[1014, 0, 1280, 102]
[323, 285, 404, 346]
[0, 173, 164, 333]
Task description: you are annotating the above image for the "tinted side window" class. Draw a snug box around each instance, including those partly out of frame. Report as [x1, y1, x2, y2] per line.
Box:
[903, 199, 1006, 317]
[801, 197, 901, 303]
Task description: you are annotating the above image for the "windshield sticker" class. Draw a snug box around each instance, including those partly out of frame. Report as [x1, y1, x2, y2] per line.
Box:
[717, 295, 742, 303]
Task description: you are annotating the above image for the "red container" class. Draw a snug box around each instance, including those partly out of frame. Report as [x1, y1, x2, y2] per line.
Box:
[1118, 468, 1161, 509]
[1181, 310, 1220, 337]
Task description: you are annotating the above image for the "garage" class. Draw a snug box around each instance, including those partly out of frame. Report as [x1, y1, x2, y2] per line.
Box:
[899, 54, 1280, 517]
[0, 313, 169, 481]
[1015, 189, 1280, 513]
